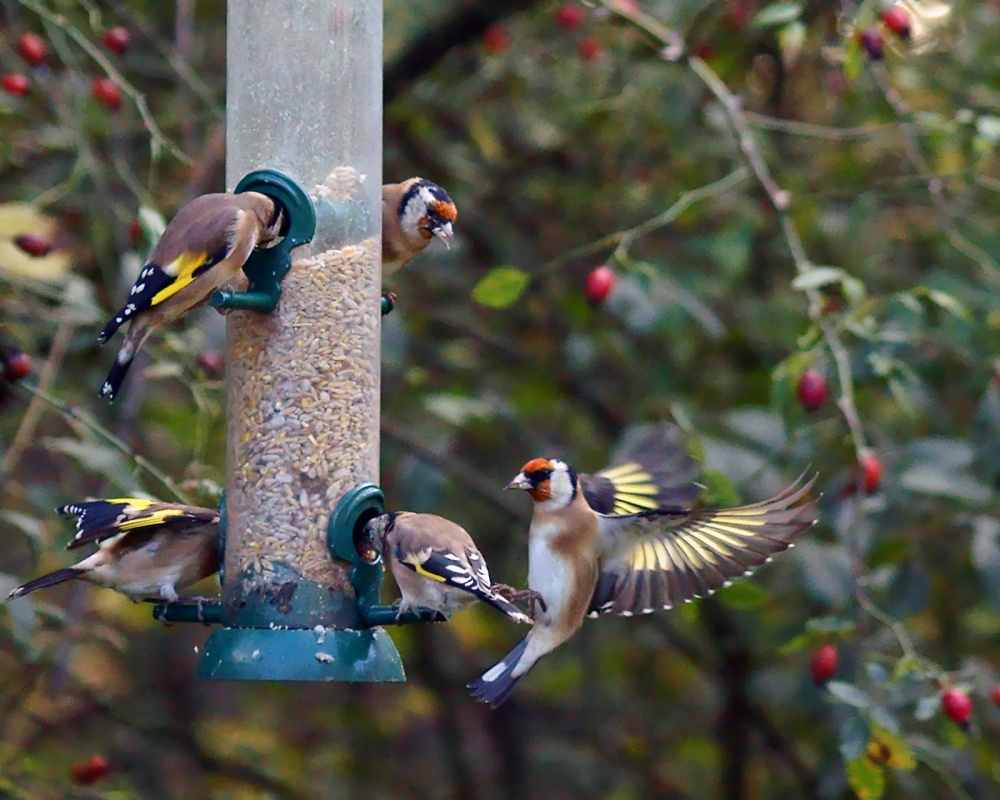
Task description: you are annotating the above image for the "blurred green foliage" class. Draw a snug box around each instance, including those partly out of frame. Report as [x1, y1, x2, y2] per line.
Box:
[1, 0, 1000, 798]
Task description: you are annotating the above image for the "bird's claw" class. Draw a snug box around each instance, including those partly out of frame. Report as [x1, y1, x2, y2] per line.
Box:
[492, 584, 547, 619]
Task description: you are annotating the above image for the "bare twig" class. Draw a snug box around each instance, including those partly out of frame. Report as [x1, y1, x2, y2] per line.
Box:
[1, 322, 74, 476]
[544, 167, 751, 271]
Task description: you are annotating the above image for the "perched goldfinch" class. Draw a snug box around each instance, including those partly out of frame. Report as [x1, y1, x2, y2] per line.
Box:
[382, 178, 457, 276]
[5, 499, 220, 606]
[469, 464, 818, 707]
[97, 192, 284, 401]
[361, 511, 533, 624]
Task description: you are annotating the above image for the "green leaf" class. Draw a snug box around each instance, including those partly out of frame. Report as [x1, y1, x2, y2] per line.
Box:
[914, 287, 972, 321]
[828, 681, 871, 709]
[778, 20, 807, 66]
[807, 616, 856, 635]
[791, 266, 844, 291]
[472, 266, 531, 309]
[847, 754, 885, 800]
[869, 724, 916, 771]
[752, 1, 802, 28]
[914, 693, 939, 722]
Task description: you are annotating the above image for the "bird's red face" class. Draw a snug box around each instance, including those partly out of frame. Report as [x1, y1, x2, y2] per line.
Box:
[419, 199, 458, 244]
[505, 458, 556, 503]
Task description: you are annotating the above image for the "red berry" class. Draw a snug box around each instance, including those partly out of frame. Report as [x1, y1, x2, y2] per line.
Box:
[691, 41, 716, 61]
[554, 3, 586, 29]
[857, 28, 885, 60]
[196, 350, 224, 378]
[1, 73, 29, 96]
[16, 32, 47, 66]
[810, 644, 838, 685]
[584, 265, 616, 307]
[482, 24, 510, 55]
[725, 0, 751, 31]
[990, 685, 1000, 708]
[3, 351, 32, 383]
[941, 688, 973, 727]
[880, 7, 911, 39]
[128, 218, 142, 246]
[69, 755, 110, 786]
[860, 452, 882, 494]
[91, 77, 122, 112]
[796, 369, 828, 412]
[577, 36, 602, 62]
[102, 26, 131, 57]
[14, 233, 53, 257]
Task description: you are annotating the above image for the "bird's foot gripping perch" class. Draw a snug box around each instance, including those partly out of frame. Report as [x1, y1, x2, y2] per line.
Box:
[492, 584, 547, 619]
[152, 596, 222, 626]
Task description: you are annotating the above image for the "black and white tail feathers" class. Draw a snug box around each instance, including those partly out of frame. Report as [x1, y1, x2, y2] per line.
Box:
[467, 637, 530, 708]
[6, 568, 85, 599]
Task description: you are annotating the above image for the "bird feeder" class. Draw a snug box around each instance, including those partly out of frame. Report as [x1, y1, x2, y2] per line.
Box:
[182, 0, 421, 681]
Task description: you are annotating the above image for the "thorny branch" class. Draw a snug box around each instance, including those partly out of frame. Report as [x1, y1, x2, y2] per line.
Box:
[600, 0, 871, 462]
[17, 0, 192, 166]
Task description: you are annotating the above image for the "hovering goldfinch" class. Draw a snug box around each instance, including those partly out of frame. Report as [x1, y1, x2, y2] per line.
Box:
[361, 511, 533, 624]
[468, 463, 818, 707]
[5, 499, 220, 606]
[381, 178, 457, 276]
[97, 191, 284, 401]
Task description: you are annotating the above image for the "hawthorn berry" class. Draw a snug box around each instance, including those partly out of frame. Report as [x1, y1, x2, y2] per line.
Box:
[881, 6, 911, 39]
[857, 28, 885, 60]
[69, 755, 110, 786]
[796, 369, 827, 412]
[128, 218, 143, 246]
[941, 688, 972, 727]
[482, 24, 510, 55]
[3, 351, 32, 383]
[990, 685, 1000, 708]
[810, 644, 838, 685]
[584, 265, 616, 307]
[91, 77, 122, 112]
[577, 36, 602, 62]
[16, 33, 47, 66]
[554, 4, 586, 29]
[14, 233, 52, 256]
[103, 26, 132, 57]
[860, 452, 883, 494]
[1, 73, 29, 96]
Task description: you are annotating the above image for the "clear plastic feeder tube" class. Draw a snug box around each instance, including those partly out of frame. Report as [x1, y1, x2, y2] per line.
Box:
[222, 1, 381, 631]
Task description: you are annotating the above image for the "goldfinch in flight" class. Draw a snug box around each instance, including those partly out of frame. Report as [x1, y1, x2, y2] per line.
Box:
[97, 191, 284, 401]
[469, 460, 818, 707]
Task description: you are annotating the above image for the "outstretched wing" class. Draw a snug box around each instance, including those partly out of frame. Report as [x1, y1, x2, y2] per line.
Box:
[394, 543, 531, 624]
[581, 422, 702, 515]
[589, 473, 818, 617]
[57, 499, 219, 550]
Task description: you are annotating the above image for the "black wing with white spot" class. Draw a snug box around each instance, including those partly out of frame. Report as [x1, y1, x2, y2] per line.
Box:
[57, 498, 218, 550]
[394, 542, 531, 624]
[589, 473, 819, 617]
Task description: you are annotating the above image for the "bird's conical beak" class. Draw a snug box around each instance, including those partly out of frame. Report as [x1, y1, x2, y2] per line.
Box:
[504, 473, 532, 491]
[433, 222, 453, 249]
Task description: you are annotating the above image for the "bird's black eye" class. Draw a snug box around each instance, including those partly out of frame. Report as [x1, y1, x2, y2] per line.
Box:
[530, 469, 553, 484]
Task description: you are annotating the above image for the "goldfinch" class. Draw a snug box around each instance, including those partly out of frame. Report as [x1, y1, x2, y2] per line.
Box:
[361, 511, 533, 624]
[382, 178, 457, 276]
[5, 499, 220, 605]
[97, 191, 284, 401]
[468, 463, 818, 707]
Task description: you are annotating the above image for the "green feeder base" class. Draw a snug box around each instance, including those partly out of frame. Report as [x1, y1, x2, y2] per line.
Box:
[196, 626, 405, 682]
